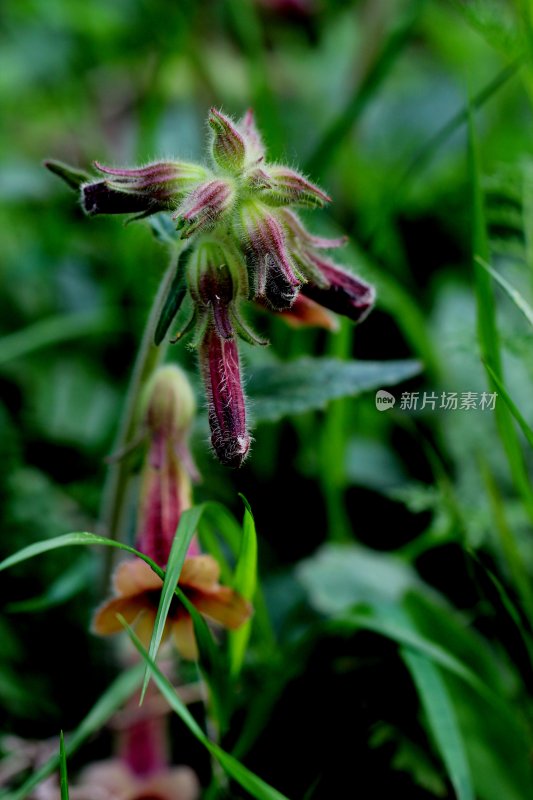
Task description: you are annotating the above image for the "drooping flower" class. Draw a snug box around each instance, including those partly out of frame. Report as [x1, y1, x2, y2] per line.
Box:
[46, 106, 375, 467]
[93, 365, 251, 658]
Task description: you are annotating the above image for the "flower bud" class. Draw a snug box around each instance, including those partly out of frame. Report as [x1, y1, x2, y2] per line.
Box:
[301, 257, 376, 323]
[142, 365, 196, 441]
[82, 161, 207, 217]
[208, 108, 246, 174]
[200, 326, 250, 468]
[173, 179, 235, 238]
[260, 166, 330, 208]
[237, 201, 301, 310]
[237, 108, 265, 165]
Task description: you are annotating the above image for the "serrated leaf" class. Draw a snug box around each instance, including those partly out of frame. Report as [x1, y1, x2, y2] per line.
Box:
[246, 357, 422, 423]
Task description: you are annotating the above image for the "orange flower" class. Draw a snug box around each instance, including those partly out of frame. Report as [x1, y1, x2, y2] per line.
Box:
[93, 556, 251, 660]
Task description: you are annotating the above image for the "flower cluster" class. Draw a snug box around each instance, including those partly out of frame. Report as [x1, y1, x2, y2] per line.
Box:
[93, 366, 251, 660]
[47, 107, 375, 467]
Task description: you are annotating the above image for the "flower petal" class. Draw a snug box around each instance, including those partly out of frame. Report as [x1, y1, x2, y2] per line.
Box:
[180, 555, 220, 590]
[113, 559, 163, 598]
[143, 767, 201, 800]
[172, 617, 198, 661]
[92, 596, 149, 636]
[192, 587, 252, 629]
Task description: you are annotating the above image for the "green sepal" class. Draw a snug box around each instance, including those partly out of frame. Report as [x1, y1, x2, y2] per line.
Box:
[154, 258, 188, 346]
[44, 159, 91, 191]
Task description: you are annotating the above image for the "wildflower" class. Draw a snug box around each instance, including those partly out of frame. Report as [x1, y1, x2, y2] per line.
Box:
[93, 555, 251, 660]
[93, 365, 251, 658]
[46, 107, 375, 467]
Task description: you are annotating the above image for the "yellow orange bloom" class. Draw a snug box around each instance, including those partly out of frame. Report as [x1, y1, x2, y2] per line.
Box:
[93, 556, 251, 660]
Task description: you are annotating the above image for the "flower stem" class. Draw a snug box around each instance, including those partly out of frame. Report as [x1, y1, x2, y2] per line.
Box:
[100, 250, 182, 581]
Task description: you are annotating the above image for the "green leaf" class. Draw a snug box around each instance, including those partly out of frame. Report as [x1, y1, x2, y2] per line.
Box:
[141, 505, 205, 701]
[7, 558, 93, 613]
[333, 608, 508, 713]
[153, 255, 188, 345]
[229, 495, 258, 676]
[147, 213, 180, 245]
[402, 649, 474, 800]
[122, 619, 290, 800]
[484, 363, 533, 448]
[0, 310, 117, 367]
[247, 357, 422, 424]
[1, 665, 143, 800]
[59, 731, 69, 800]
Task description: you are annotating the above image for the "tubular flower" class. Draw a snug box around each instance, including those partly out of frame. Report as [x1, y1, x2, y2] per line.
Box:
[93, 365, 251, 659]
[46, 107, 375, 467]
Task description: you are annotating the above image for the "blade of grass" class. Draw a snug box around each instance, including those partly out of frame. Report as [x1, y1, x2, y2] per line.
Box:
[140, 505, 205, 702]
[0, 664, 143, 800]
[333, 609, 509, 713]
[483, 363, 533, 448]
[365, 58, 522, 244]
[229, 495, 258, 676]
[59, 731, 69, 800]
[402, 649, 474, 800]
[477, 256, 533, 328]
[122, 618, 290, 800]
[176, 586, 230, 734]
[469, 105, 533, 526]
[306, 0, 425, 176]
[0, 310, 117, 367]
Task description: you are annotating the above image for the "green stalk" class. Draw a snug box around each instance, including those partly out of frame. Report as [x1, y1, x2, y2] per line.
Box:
[99, 252, 182, 570]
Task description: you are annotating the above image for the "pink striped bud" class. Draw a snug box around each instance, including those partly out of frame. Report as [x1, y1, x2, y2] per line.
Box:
[82, 161, 207, 216]
[200, 326, 250, 468]
[301, 257, 375, 323]
[237, 108, 265, 164]
[238, 202, 301, 310]
[173, 179, 235, 238]
[208, 108, 246, 174]
[260, 166, 330, 208]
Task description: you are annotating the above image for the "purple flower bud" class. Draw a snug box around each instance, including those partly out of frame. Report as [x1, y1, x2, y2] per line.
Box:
[301, 256, 376, 323]
[173, 179, 235, 238]
[82, 161, 207, 217]
[237, 108, 265, 164]
[200, 326, 250, 468]
[260, 166, 330, 208]
[238, 202, 301, 310]
[208, 108, 246, 174]
[279, 208, 348, 249]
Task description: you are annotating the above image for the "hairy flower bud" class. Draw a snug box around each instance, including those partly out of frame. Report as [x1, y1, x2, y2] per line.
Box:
[238, 201, 301, 310]
[82, 161, 207, 217]
[238, 108, 265, 165]
[200, 326, 250, 468]
[142, 365, 196, 441]
[208, 108, 246, 174]
[173, 179, 235, 238]
[301, 258, 375, 323]
[260, 166, 330, 208]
